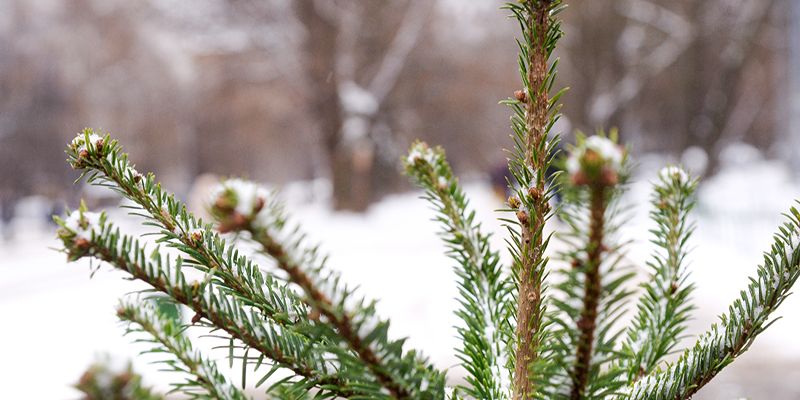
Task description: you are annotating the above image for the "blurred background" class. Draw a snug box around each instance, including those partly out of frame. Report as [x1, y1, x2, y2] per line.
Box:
[1, 0, 800, 398]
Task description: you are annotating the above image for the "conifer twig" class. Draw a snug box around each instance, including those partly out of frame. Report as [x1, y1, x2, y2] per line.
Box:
[117, 300, 249, 400]
[404, 142, 514, 399]
[501, 1, 566, 398]
[209, 179, 445, 399]
[625, 207, 800, 400]
[243, 222, 412, 399]
[546, 134, 631, 399]
[55, 209, 367, 398]
[570, 184, 607, 399]
[66, 131, 310, 333]
[621, 167, 697, 382]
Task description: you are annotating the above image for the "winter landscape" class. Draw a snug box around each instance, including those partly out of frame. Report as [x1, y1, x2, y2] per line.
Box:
[4, 146, 800, 398]
[2, 0, 800, 399]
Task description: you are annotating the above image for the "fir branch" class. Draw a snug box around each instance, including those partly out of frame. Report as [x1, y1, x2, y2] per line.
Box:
[500, 1, 566, 398]
[404, 142, 514, 399]
[210, 178, 446, 399]
[625, 206, 800, 400]
[66, 131, 311, 333]
[117, 300, 249, 400]
[55, 209, 373, 399]
[621, 167, 697, 382]
[570, 183, 608, 399]
[544, 134, 634, 399]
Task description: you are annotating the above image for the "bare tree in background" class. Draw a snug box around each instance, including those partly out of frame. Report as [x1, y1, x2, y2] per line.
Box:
[561, 0, 785, 175]
[295, 0, 433, 211]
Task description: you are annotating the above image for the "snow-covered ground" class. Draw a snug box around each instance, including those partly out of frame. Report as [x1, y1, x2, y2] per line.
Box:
[2, 145, 800, 398]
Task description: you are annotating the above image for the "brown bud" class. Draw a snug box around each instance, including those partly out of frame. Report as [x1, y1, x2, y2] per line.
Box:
[516, 209, 529, 226]
[78, 371, 94, 386]
[133, 172, 143, 183]
[571, 258, 581, 269]
[117, 371, 132, 386]
[583, 149, 602, 164]
[190, 230, 203, 244]
[214, 196, 234, 213]
[254, 196, 266, 213]
[577, 316, 593, 331]
[670, 281, 679, 294]
[160, 209, 175, 232]
[191, 312, 203, 324]
[600, 167, 619, 186]
[514, 89, 528, 103]
[232, 212, 247, 227]
[78, 149, 89, 159]
[528, 186, 542, 200]
[219, 212, 248, 233]
[95, 139, 104, 152]
[309, 309, 321, 322]
[508, 196, 521, 209]
[74, 237, 90, 250]
[572, 171, 590, 186]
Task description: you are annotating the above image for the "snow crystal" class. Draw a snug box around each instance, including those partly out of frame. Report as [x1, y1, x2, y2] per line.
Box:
[357, 316, 379, 339]
[63, 210, 102, 240]
[566, 135, 624, 175]
[219, 178, 268, 216]
[658, 166, 689, 185]
[420, 378, 429, 391]
[406, 143, 439, 166]
[585, 136, 624, 169]
[71, 132, 102, 152]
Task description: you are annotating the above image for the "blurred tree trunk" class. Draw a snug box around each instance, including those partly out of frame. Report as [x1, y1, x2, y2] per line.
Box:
[294, 0, 428, 211]
[786, 0, 800, 173]
[681, 0, 776, 175]
[294, 0, 352, 210]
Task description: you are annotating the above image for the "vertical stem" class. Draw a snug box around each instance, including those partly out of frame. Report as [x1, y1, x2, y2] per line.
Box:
[571, 186, 607, 399]
[513, 3, 553, 399]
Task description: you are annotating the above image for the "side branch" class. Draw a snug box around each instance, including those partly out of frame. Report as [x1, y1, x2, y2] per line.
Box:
[55, 213, 363, 398]
[570, 185, 607, 399]
[246, 224, 411, 399]
[209, 179, 444, 399]
[626, 207, 800, 399]
[405, 142, 513, 399]
[117, 301, 248, 400]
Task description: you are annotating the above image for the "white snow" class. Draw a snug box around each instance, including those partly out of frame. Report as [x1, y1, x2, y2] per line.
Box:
[214, 178, 268, 217]
[567, 135, 625, 174]
[658, 165, 690, 185]
[71, 132, 102, 152]
[63, 210, 103, 240]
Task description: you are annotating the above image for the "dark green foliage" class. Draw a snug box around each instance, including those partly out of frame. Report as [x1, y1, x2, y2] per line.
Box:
[54, 2, 800, 399]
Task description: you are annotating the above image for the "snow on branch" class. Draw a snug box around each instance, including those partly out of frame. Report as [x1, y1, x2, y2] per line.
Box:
[404, 141, 514, 399]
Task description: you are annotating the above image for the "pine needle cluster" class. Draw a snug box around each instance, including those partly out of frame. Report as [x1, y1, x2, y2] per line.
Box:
[54, 2, 800, 399]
